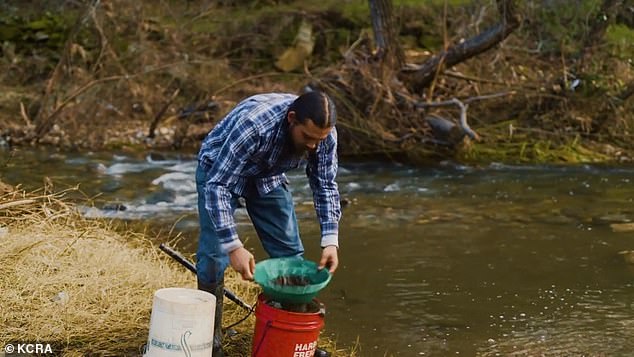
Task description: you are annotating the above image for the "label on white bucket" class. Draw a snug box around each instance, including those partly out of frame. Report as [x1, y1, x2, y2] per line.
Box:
[144, 288, 215, 357]
[149, 331, 213, 353]
[293, 340, 318, 357]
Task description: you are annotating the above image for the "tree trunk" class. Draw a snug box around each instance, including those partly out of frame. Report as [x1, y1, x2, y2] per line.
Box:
[368, 0, 404, 69]
[402, 0, 521, 94]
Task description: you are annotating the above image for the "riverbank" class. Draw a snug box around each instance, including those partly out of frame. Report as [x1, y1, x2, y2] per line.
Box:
[1, 1, 632, 164]
[0, 187, 352, 356]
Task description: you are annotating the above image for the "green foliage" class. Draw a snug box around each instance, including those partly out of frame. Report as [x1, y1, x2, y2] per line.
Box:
[525, 0, 602, 55]
[0, 12, 72, 52]
[454, 117, 615, 164]
[198, 1, 374, 72]
[461, 137, 610, 164]
[401, 0, 471, 6]
[605, 23, 634, 60]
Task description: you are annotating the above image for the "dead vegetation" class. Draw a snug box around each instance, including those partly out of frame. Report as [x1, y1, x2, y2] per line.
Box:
[0, 0, 632, 163]
[0, 186, 355, 356]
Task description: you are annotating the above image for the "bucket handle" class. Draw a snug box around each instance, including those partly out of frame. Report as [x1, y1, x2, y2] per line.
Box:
[319, 302, 326, 317]
[253, 320, 273, 356]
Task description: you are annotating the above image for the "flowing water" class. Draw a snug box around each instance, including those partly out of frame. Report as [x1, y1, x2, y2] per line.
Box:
[2, 147, 634, 356]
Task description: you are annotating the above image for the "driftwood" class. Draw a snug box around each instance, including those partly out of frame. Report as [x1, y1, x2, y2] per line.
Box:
[401, 0, 521, 93]
[417, 92, 515, 144]
[309, 0, 526, 158]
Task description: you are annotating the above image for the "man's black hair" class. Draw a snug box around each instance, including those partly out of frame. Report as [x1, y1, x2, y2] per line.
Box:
[288, 91, 337, 128]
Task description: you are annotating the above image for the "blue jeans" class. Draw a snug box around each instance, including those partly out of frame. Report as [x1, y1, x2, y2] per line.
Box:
[195, 164, 304, 285]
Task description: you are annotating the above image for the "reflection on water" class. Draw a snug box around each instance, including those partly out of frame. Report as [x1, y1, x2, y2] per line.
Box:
[2, 147, 634, 356]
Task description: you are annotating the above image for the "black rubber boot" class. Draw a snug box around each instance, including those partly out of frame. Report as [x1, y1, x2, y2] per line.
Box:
[198, 279, 225, 357]
[315, 347, 332, 357]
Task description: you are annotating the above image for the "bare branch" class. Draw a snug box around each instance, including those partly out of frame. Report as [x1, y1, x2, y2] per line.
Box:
[32, 63, 187, 141]
[416, 91, 516, 140]
[148, 88, 180, 139]
[19, 102, 32, 126]
[464, 91, 516, 104]
[402, 0, 521, 93]
[35, 0, 100, 129]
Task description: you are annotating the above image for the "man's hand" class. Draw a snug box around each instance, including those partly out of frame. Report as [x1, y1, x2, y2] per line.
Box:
[229, 246, 255, 281]
[318, 245, 338, 273]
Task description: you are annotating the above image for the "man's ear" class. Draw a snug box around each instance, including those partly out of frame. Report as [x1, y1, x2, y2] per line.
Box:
[287, 111, 296, 124]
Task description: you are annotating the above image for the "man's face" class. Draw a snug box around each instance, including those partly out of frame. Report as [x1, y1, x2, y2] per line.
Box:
[287, 111, 332, 156]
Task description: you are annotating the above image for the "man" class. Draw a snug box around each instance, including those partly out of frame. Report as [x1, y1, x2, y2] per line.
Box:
[195, 91, 341, 356]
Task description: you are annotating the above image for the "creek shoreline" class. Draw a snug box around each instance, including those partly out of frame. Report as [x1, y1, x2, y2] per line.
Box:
[1, 1, 632, 165]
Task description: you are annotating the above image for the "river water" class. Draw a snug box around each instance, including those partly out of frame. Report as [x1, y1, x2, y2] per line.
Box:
[2, 147, 634, 356]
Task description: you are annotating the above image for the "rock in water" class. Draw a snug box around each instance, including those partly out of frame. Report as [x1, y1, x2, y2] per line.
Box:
[611, 223, 634, 233]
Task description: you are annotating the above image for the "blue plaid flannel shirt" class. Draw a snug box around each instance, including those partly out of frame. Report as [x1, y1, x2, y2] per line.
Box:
[197, 93, 341, 253]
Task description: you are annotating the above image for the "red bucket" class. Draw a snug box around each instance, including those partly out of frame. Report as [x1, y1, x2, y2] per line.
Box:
[251, 293, 325, 357]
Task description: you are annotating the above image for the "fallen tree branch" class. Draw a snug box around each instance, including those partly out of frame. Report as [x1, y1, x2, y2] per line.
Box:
[420, 98, 480, 140]
[416, 91, 516, 140]
[148, 88, 180, 139]
[402, 0, 521, 93]
[463, 91, 516, 104]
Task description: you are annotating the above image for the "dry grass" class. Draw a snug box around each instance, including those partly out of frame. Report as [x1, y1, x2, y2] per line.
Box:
[0, 187, 356, 356]
[0, 188, 193, 355]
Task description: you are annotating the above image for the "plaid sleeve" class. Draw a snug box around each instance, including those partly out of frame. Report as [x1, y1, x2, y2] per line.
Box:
[204, 119, 260, 252]
[306, 128, 341, 248]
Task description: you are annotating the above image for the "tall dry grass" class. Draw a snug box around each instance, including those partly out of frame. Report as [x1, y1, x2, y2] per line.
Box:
[0, 188, 193, 355]
[0, 187, 356, 356]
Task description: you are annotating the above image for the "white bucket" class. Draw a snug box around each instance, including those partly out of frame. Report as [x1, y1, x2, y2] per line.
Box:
[144, 287, 216, 357]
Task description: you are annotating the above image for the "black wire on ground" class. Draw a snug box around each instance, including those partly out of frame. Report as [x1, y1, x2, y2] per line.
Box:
[224, 302, 257, 331]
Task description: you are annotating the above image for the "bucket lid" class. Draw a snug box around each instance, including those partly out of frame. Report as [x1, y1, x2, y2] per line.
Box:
[154, 287, 216, 305]
[254, 257, 331, 304]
